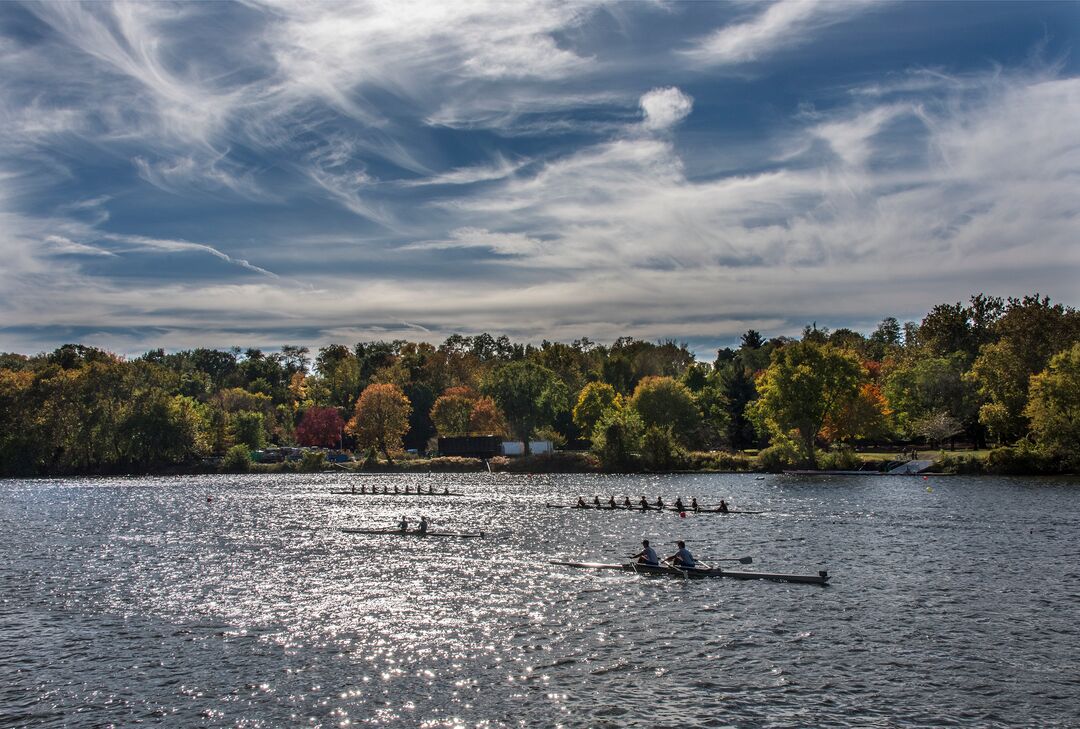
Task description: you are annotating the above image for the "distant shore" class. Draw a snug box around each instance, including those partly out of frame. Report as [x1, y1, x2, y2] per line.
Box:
[5, 448, 1073, 479]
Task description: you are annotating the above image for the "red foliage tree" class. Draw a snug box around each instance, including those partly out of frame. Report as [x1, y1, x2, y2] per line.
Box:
[296, 406, 345, 447]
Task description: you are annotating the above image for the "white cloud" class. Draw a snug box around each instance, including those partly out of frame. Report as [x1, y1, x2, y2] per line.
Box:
[686, 0, 877, 65]
[640, 87, 694, 130]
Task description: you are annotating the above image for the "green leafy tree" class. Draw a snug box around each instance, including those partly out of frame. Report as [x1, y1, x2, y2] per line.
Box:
[750, 342, 864, 468]
[590, 406, 643, 471]
[628, 376, 701, 447]
[231, 411, 267, 450]
[484, 361, 568, 455]
[572, 381, 621, 439]
[1024, 343, 1080, 459]
[884, 354, 975, 438]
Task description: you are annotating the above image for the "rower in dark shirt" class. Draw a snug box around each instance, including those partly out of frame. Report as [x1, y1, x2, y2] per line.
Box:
[397, 515, 408, 533]
[718, 499, 729, 513]
[655, 496, 664, 510]
[608, 495, 617, 509]
[593, 495, 601, 507]
[639, 496, 649, 511]
[691, 497, 699, 512]
[417, 515, 428, 535]
[623, 496, 632, 509]
[673, 497, 685, 512]
[576, 496, 588, 508]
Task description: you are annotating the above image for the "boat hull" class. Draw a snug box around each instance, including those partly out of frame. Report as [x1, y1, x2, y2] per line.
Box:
[341, 528, 484, 538]
[550, 561, 828, 585]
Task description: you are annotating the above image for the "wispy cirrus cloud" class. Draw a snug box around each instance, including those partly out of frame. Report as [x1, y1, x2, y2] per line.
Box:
[0, 1, 1076, 358]
[685, 0, 879, 66]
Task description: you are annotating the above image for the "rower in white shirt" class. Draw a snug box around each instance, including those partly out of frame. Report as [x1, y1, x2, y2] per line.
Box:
[631, 539, 660, 566]
[666, 541, 696, 568]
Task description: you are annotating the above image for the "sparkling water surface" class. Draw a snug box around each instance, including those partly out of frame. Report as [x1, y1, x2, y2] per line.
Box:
[1, 472, 1078, 728]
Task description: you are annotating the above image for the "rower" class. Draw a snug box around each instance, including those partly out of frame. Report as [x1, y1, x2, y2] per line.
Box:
[631, 539, 659, 566]
[673, 497, 685, 512]
[383, 485, 389, 494]
[690, 497, 699, 512]
[608, 495, 617, 509]
[576, 496, 588, 508]
[351, 484, 356, 494]
[655, 496, 664, 510]
[639, 496, 649, 511]
[393, 485, 399, 494]
[593, 495, 601, 507]
[405, 485, 411, 494]
[443, 487, 450, 496]
[417, 515, 428, 535]
[666, 540, 696, 568]
[718, 499, 729, 513]
[623, 496, 632, 509]
[360, 485, 366, 494]
[398, 515, 409, 533]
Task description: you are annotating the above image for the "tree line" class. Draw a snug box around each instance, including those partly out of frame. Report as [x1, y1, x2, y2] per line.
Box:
[0, 294, 1077, 476]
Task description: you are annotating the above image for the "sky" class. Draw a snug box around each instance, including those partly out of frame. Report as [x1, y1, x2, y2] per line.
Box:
[1, 0, 1078, 359]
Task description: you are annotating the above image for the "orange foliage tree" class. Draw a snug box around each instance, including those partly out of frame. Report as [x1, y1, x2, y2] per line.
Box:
[347, 383, 412, 462]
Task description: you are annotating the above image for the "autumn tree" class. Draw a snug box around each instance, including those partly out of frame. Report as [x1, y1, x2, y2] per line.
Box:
[430, 386, 478, 437]
[468, 396, 507, 437]
[750, 342, 864, 468]
[296, 406, 345, 447]
[347, 383, 412, 462]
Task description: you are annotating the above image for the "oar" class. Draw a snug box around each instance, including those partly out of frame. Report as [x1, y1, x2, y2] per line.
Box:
[707, 556, 753, 565]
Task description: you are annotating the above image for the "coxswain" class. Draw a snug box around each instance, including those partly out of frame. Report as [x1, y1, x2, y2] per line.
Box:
[417, 515, 428, 535]
[398, 515, 409, 533]
[576, 495, 588, 508]
[666, 540, 697, 568]
[655, 496, 664, 510]
[718, 499, 729, 513]
[639, 496, 649, 510]
[673, 497, 685, 512]
[691, 497, 699, 512]
[593, 495, 601, 507]
[608, 495, 617, 509]
[632, 539, 660, 566]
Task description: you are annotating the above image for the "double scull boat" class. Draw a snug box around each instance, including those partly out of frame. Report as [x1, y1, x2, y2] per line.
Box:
[341, 528, 484, 538]
[550, 561, 829, 585]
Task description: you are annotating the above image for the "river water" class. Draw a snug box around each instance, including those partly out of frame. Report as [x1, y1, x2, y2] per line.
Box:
[1, 472, 1077, 728]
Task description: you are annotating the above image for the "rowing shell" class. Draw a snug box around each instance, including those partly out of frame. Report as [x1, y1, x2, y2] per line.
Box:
[329, 490, 465, 496]
[550, 561, 829, 585]
[545, 503, 764, 514]
[342, 528, 484, 538]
